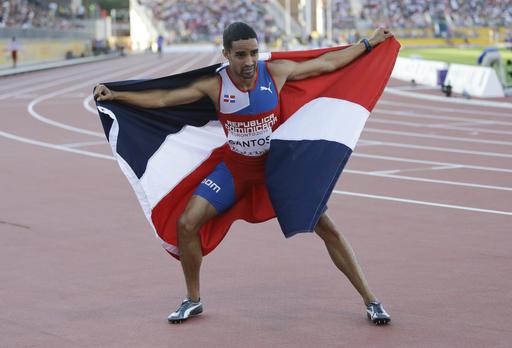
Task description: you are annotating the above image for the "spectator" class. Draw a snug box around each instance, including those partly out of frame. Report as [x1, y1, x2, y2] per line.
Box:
[7, 36, 20, 68]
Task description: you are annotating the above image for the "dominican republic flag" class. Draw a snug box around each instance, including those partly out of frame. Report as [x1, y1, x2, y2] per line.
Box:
[223, 94, 236, 103]
[95, 38, 400, 259]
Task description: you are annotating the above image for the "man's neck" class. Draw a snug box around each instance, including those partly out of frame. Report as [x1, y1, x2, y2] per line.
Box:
[227, 67, 257, 91]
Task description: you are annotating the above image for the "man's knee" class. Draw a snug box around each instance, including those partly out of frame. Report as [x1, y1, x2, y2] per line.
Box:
[315, 214, 340, 243]
[177, 213, 201, 240]
[177, 196, 217, 240]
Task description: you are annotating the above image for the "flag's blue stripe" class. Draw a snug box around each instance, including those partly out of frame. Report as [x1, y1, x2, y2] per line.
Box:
[95, 64, 220, 178]
[266, 139, 352, 237]
[98, 112, 113, 142]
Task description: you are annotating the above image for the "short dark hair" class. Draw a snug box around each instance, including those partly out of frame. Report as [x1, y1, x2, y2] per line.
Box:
[223, 22, 258, 50]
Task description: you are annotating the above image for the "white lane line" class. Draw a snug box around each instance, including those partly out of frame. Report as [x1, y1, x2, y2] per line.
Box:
[356, 140, 383, 146]
[364, 128, 512, 146]
[384, 87, 512, 109]
[0, 57, 130, 93]
[26, 55, 194, 137]
[368, 164, 462, 175]
[83, 95, 98, 114]
[333, 190, 512, 216]
[14, 94, 38, 99]
[353, 153, 512, 173]
[430, 164, 463, 170]
[344, 169, 512, 191]
[431, 125, 512, 135]
[434, 121, 498, 127]
[60, 141, 107, 148]
[357, 139, 512, 158]
[377, 99, 511, 118]
[82, 54, 195, 113]
[0, 61, 136, 100]
[373, 107, 512, 126]
[0, 130, 115, 160]
[368, 117, 512, 136]
[354, 141, 383, 147]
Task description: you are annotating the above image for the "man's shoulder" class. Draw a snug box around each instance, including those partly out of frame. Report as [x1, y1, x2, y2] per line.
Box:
[267, 59, 294, 68]
[267, 59, 295, 76]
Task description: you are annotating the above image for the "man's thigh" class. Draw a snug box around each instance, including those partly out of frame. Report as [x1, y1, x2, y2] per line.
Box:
[193, 161, 236, 215]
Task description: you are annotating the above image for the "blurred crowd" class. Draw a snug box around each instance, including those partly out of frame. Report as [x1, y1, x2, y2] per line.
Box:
[140, 0, 283, 46]
[331, 0, 512, 29]
[2, 0, 511, 39]
[0, 0, 85, 29]
[447, 0, 512, 27]
[143, 0, 511, 44]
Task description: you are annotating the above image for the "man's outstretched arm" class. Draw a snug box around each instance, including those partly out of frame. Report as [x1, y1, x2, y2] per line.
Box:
[270, 28, 394, 85]
[93, 76, 218, 108]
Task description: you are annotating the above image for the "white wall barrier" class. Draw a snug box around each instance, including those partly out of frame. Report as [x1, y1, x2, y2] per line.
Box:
[391, 57, 448, 87]
[444, 64, 505, 98]
[391, 57, 506, 98]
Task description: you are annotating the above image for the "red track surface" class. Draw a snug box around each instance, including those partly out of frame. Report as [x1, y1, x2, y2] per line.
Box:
[1, 52, 511, 347]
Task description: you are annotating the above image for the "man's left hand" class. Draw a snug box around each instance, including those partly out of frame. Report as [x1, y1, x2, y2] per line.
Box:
[368, 28, 394, 47]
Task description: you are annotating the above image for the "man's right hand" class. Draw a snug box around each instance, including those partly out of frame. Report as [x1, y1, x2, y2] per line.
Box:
[94, 84, 114, 101]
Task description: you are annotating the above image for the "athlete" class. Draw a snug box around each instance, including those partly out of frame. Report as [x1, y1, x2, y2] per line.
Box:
[94, 22, 393, 325]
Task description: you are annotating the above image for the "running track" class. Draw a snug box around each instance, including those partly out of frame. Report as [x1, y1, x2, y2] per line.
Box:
[1, 52, 511, 347]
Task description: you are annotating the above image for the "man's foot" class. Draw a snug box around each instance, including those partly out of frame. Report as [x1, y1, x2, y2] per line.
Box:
[168, 298, 203, 324]
[366, 301, 391, 325]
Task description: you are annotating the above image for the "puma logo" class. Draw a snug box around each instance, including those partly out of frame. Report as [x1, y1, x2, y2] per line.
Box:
[260, 82, 272, 94]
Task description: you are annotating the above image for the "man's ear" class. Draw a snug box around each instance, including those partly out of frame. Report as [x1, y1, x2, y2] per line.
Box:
[222, 48, 229, 59]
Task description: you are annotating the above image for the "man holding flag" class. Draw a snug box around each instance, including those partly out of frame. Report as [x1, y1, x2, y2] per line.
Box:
[95, 22, 396, 325]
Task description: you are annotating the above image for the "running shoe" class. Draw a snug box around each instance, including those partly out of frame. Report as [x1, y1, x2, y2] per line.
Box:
[366, 301, 391, 325]
[168, 298, 203, 324]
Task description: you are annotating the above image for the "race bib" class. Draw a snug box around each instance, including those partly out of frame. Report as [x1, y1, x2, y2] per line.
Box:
[224, 114, 278, 156]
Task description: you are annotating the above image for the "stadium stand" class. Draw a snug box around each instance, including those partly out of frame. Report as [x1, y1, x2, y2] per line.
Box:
[352, 0, 512, 29]
[138, 0, 284, 45]
[0, 0, 83, 30]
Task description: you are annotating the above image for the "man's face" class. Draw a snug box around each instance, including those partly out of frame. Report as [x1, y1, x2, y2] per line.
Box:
[223, 38, 259, 80]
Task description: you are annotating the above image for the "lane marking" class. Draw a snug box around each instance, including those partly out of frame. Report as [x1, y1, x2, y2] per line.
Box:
[26, 55, 195, 137]
[0, 130, 115, 160]
[0, 56, 135, 93]
[373, 107, 512, 127]
[357, 139, 512, 158]
[364, 128, 512, 146]
[344, 169, 512, 191]
[333, 190, 512, 216]
[368, 164, 462, 175]
[433, 121, 498, 127]
[60, 141, 107, 148]
[82, 51, 222, 115]
[384, 87, 512, 109]
[353, 153, 512, 173]
[373, 109, 509, 124]
[368, 117, 512, 136]
[377, 99, 511, 118]
[0, 60, 137, 100]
